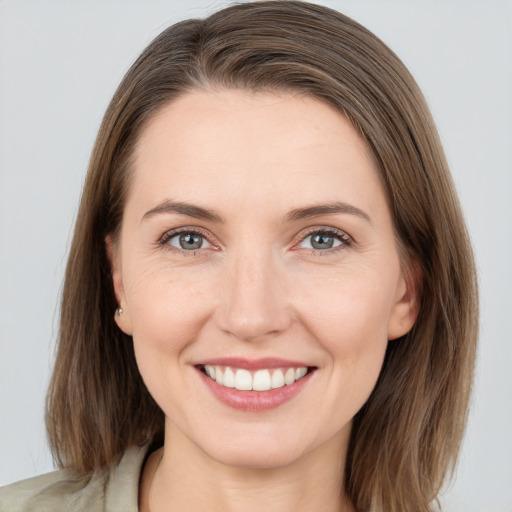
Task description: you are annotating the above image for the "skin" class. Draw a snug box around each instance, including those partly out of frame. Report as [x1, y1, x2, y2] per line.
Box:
[108, 89, 419, 512]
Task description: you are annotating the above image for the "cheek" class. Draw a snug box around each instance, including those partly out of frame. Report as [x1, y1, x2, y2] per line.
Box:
[125, 266, 219, 417]
[124, 264, 216, 371]
[279, 267, 398, 443]
[126, 259, 209, 330]
[299, 269, 396, 343]
[294, 265, 397, 395]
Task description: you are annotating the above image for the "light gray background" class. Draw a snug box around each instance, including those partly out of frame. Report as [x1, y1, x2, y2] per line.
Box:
[1, 1, 511, 510]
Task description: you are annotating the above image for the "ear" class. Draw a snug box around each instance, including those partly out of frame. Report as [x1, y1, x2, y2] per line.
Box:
[387, 259, 421, 341]
[105, 235, 133, 336]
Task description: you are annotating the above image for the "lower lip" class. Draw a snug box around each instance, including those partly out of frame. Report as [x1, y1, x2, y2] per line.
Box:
[197, 368, 314, 412]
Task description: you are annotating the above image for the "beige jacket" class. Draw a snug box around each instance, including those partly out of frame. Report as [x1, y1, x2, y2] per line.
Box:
[0, 444, 149, 512]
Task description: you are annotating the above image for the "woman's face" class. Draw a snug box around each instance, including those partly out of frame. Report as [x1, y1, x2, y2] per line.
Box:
[111, 90, 418, 468]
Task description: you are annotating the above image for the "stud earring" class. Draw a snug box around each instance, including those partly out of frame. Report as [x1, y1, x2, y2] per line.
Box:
[116, 307, 123, 316]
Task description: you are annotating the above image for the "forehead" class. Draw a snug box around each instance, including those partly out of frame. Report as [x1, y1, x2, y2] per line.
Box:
[128, 89, 386, 219]
[135, 89, 374, 165]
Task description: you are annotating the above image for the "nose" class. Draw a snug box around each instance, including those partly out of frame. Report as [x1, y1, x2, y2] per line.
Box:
[214, 249, 293, 342]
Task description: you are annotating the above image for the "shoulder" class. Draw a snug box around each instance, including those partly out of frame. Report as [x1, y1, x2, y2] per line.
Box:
[0, 468, 106, 512]
[0, 444, 150, 512]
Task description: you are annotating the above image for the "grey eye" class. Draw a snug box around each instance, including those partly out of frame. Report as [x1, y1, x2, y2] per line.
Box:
[300, 232, 343, 250]
[169, 232, 211, 251]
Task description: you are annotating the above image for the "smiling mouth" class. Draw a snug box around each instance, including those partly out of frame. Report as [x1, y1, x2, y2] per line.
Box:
[198, 365, 316, 391]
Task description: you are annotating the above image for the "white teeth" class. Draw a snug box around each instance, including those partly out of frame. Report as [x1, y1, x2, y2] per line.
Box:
[271, 369, 285, 389]
[215, 366, 224, 385]
[295, 367, 307, 380]
[253, 370, 272, 391]
[223, 367, 235, 388]
[204, 365, 309, 391]
[284, 368, 296, 385]
[235, 369, 253, 390]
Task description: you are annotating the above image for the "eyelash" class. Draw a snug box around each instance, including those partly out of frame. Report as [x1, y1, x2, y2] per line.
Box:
[293, 227, 352, 256]
[157, 227, 214, 256]
[157, 226, 352, 257]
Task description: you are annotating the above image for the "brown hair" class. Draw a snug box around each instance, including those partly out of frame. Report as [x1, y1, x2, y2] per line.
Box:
[46, 2, 478, 511]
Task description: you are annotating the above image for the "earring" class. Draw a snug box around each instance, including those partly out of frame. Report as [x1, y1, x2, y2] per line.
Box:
[116, 307, 123, 316]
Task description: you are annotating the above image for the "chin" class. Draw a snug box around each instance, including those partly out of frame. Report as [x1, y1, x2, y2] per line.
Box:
[206, 440, 308, 470]
[191, 419, 347, 471]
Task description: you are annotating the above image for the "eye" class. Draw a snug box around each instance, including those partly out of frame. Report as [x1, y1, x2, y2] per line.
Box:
[297, 229, 351, 252]
[165, 231, 212, 251]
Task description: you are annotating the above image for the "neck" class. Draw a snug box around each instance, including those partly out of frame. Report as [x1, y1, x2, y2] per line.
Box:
[143, 421, 355, 512]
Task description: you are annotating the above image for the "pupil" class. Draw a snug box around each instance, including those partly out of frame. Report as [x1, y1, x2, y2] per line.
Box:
[312, 233, 334, 249]
[179, 233, 202, 250]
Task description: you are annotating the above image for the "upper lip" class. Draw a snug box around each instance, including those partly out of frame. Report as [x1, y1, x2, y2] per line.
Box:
[195, 357, 314, 370]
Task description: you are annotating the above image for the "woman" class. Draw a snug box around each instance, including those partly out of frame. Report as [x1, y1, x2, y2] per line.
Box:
[0, 1, 478, 511]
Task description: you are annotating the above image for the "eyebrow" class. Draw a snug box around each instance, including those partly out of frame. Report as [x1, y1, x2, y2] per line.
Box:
[285, 202, 371, 223]
[141, 200, 224, 223]
[141, 199, 371, 225]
